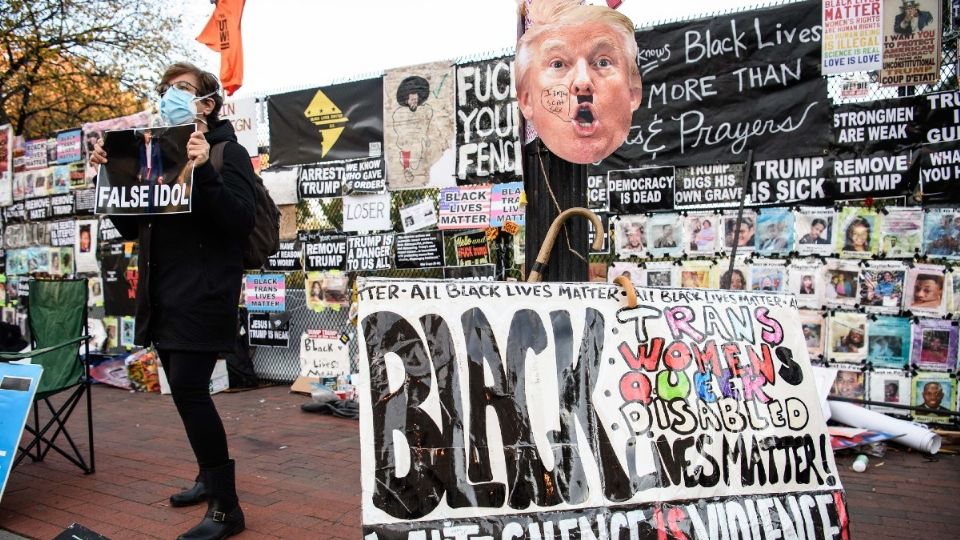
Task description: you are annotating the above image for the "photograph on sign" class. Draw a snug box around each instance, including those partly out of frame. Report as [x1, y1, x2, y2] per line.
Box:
[800, 309, 826, 359]
[904, 262, 947, 317]
[682, 212, 718, 255]
[305, 271, 350, 312]
[868, 369, 912, 415]
[869, 316, 912, 369]
[828, 311, 869, 364]
[912, 372, 955, 423]
[858, 261, 907, 314]
[824, 258, 861, 309]
[911, 318, 958, 372]
[614, 215, 646, 259]
[789, 258, 824, 309]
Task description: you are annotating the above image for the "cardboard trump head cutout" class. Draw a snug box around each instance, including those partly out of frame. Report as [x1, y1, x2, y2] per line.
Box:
[516, 0, 642, 164]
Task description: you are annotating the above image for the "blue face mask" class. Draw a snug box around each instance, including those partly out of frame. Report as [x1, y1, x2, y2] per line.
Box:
[159, 86, 213, 125]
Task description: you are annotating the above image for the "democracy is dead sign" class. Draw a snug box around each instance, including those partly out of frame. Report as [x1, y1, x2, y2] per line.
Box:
[357, 280, 846, 539]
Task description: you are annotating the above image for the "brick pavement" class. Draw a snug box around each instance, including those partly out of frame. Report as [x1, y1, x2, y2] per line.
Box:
[0, 384, 957, 539]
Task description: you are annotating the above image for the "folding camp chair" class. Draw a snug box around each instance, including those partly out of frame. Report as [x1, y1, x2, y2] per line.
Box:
[0, 279, 93, 474]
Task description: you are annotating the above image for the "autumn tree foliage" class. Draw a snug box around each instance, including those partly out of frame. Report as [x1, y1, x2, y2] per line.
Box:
[0, 0, 194, 137]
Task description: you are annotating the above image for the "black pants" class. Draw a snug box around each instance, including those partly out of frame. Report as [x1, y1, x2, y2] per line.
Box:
[158, 349, 229, 470]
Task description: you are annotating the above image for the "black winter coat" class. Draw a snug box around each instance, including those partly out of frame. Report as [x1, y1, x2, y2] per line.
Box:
[110, 120, 256, 352]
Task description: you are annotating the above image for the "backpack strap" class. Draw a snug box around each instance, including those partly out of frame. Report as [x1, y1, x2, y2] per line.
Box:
[209, 141, 228, 172]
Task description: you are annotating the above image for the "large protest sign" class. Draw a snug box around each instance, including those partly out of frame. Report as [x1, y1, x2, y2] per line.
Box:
[244, 274, 286, 313]
[55, 129, 83, 164]
[829, 151, 917, 200]
[597, 0, 829, 171]
[455, 57, 521, 184]
[880, 0, 941, 87]
[343, 192, 392, 232]
[267, 78, 384, 167]
[297, 162, 344, 198]
[95, 125, 194, 215]
[438, 185, 491, 230]
[821, 0, 883, 74]
[384, 61, 456, 190]
[357, 280, 845, 538]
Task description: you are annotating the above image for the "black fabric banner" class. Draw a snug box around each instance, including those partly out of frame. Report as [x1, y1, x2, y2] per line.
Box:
[267, 78, 384, 167]
[606, 166, 675, 213]
[394, 231, 444, 269]
[455, 57, 522, 184]
[301, 232, 347, 271]
[594, 0, 828, 172]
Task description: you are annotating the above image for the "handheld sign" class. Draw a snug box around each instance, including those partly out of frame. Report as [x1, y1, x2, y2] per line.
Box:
[95, 124, 194, 215]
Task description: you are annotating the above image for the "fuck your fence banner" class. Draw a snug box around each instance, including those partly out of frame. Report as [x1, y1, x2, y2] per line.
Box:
[357, 279, 846, 539]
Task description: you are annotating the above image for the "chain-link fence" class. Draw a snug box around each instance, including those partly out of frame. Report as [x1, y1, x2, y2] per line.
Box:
[244, 0, 960, 382]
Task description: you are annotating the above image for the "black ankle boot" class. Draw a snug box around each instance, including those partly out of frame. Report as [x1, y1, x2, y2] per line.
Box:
[170, 474, 208, 507]
[178, 460, 245, 540]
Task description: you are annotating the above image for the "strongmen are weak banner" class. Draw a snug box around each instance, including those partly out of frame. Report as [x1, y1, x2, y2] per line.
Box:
[356, 280, 846, 539]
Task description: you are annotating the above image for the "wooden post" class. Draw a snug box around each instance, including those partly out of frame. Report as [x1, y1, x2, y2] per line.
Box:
[522, 140, 589, 282]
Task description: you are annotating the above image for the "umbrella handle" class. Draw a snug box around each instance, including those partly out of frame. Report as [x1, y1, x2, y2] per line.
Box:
[526, 207, 604, 283]
[612, 275, 638, 309]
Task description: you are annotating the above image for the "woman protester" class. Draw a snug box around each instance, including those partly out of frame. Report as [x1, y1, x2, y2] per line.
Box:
[90, 62, 255, 540]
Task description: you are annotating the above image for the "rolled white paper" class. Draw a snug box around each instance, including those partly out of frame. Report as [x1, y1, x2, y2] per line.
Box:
[829, 400, 942, 454]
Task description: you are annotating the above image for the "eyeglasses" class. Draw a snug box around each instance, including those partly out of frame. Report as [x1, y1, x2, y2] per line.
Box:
[156, 80, 200, 97]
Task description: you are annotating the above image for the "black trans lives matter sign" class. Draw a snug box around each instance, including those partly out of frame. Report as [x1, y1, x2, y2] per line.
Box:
[595, 0, 828, 173]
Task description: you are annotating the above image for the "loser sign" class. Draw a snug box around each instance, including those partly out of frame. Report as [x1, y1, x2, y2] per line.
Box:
[357, 280, 846, 539]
